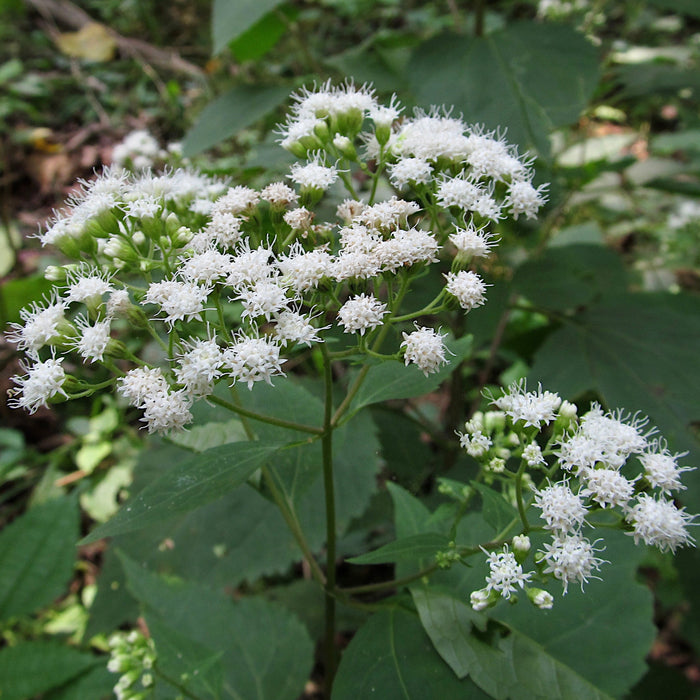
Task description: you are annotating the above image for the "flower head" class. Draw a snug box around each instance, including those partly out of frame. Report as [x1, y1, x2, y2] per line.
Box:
[484, 546, 532, 599]
[541, 535, 606, 594]
[337, 294, 387, 335]
[626, 494, 696, 553]
[401, 326, 449, 376]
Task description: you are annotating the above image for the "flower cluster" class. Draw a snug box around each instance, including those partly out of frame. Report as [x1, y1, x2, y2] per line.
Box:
[464, 381, 696, 607]
[7, 83, 547, 433]
[107, 630, 156, 700]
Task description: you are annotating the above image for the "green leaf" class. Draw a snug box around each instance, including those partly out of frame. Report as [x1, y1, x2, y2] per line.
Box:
[387, 481, 432, 538]
[472, 482, 518, 536]
[646, 0, 700, 18]
[408, 22, 599, 153]
[211, 0, 285, 54]
[81, 441, 282, 543]
[528, 293, 700, 497]
[351, 335, 473, 412]
[513, 245, 627, 311]
[0, 641, 100, 700]
[168, 418, 247, 452]
[0, 496, 78, 621]
[411, 587, 512, 698]
[242, 379, 381, 541]
[146, 615, 223, 700]
[121, 553, 314, 700]
[182, 85, 288, 156]
[230, 7, 293, 62]
[347, 533, 450, 565]
[332, 606, 491, 699]
[494, 532, 654, 698]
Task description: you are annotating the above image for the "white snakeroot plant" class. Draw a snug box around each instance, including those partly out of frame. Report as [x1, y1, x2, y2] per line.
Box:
[5, 82, 696, 697]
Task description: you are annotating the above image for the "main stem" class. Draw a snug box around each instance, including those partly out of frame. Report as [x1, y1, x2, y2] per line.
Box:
[321, 344, 337, 696]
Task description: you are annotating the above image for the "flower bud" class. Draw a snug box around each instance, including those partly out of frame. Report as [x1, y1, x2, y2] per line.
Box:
[527, 588, 554, 610]
[333, 134, 357, 161]
[470, 587, 498, 611]
[484, 410, 506, 433]
[512, 534, 531, 563]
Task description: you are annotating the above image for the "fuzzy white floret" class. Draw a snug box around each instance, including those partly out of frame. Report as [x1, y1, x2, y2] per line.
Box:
[338, 294, 387, 335]
[401, 326, 449, 376]
[9, 358, 67, 413]
[626, 494, 695, 553]
[444, 270, 488, 311]
[542, 534, 606, 594]
[484, 546, 532, 599]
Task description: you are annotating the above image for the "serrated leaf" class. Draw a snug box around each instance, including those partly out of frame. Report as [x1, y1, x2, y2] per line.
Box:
[120, 553, 313, 700]
[182, 85, 288, 156]
[81, 441, 282, 543]
[528, 293, 700, 503]
[0, 496, 78, 621]
[348, 533, 450, 565]
[408, 22, 599, 153]
[146, 615, 223, 700]
[211, 0, 285, 53]
[351, 336, 473, 412]
[0, 641, 100, 700]
[332, 607, 490, 699]
[411, 587, 511, 698]
[513, 245, 627, 311]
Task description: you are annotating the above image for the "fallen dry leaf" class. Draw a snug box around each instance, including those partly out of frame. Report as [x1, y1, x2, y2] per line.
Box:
[55, 22, 117, 62]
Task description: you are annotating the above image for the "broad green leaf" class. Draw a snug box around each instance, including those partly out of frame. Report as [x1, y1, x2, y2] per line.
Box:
[472, 482, 518, 536]
[332, 606, 490, 699]
[528, 293, 700, 501]
[211, 0, 285, 53]
[0, 496, 78, 621]
[408, 23, 599, 153]
[146, 615, 223, 700]
[182, 85, 288, 156]
[513, 244, 628, 312]
[411, 587, 511, 698]
[347, 533, 450, 565]
[325, 40, 410, 93]
[81, 441, 282, 542]
[121, 553, 313, 700]
[0, 273, 52, 326]
[351, 335, 473, 412]
[0, 641, 100, 700]
[494, 532, 654, 698]
[613, 64, 700, 100]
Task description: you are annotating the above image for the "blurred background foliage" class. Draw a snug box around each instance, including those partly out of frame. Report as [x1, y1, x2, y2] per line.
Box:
[0, 0, 699, 697]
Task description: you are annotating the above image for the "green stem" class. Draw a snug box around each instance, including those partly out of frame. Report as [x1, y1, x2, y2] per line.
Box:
[261, 465, 327, 586]
[340, 563, 439, 595]
[208, 394, 323, 435]
[515, 459, 531, 533]
[320, 344, 337, 697]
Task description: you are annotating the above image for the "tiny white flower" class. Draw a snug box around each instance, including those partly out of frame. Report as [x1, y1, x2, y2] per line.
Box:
[449, 223, 497, 258]
[337, 294, 387, 335]
[174, 337, 223, 398]
[72, 317, 112, 363]
[273, 310, 326, 347]
[522, 442, 545, 467]
[458, 430, 492, 457]
[6, 297, 66, 358]
[541, 534, 606, 594]
[9, 357, 68, 414]
[388, 158, 433, 189]
[579, 467, 635, 509]
[533, 481, 587, 534]
[401, 326, 449, 376]
[444, 270, 488, 311]
[235, 280, 290, 321]
[289, 156, 339, 191]
[626, 494, 696, 553]
[143, 280, 211, 326]
[491, 380, 562, 429]
[223, 334, 286, 390]
[484, 546, 532, 599]
[639, 442, 693, 494]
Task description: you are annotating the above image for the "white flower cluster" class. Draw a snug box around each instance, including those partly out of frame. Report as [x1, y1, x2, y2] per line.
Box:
[107, 630, 156, 700]
[466, 381, 696, 606]
[7, 83, 549, 433]
[112, 129, 186, 172]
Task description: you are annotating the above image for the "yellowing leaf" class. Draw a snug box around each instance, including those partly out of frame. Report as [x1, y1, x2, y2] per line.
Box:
[55, 23, 116, 62]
